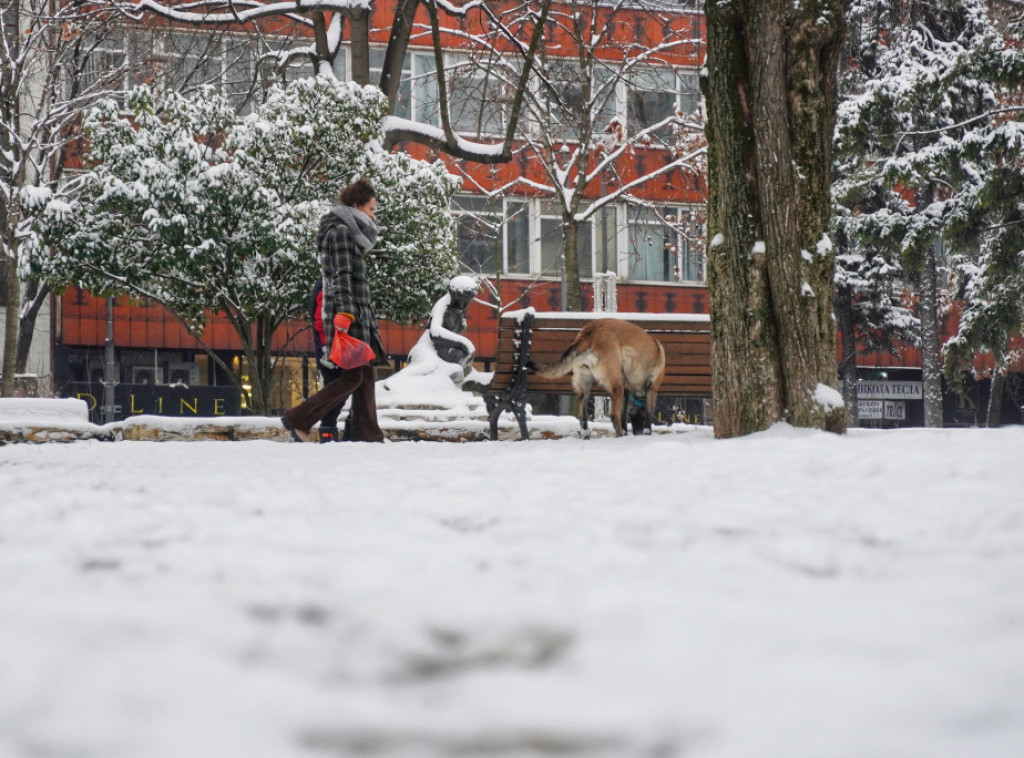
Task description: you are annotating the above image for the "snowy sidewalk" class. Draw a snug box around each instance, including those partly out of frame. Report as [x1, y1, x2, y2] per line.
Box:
[2, 426, 1023, 758]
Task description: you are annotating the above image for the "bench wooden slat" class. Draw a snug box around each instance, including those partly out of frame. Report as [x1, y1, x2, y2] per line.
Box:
[483, 312, 712, 439]
[498, 333, 711, 349]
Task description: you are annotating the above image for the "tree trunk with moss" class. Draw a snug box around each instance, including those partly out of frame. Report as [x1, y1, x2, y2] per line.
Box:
[702, 0, 848, 438]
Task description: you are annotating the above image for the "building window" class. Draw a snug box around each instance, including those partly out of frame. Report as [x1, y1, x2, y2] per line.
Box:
[541, 59, 617, 142]
[626, 67, 701, 143]
[677, 70, 701, 119]
[332, 49, 348, 81]
[452, 196, 501, 275]
[145, 31, 254, 99]
[505, 201, 531, 275]
[450, 196, 706, 283]
[594, 204, 618, 276]
[81, 29, 127, 96]
[447, 53, 511, 137]
[85, 27, 259, 110]
[369, 48, 438, 125]
[540, 201, 593, 280]
[627, 67, 676, 141]
[626, 205, 705, 283]
[257, 39, 310, 90]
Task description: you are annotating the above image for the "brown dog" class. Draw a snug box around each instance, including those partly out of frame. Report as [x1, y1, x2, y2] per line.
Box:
[528, 319, 666, 437]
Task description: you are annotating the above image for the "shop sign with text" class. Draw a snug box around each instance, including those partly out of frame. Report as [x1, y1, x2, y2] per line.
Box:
[859, 399, 906, 420]
[856, 381, 923, 400]
[65, 383, 241, 423]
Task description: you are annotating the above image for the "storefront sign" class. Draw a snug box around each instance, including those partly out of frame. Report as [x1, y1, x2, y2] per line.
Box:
[859, 400, 883, 419]
[856, 381, 923, 400]
[884, 401, 906, 420]
[65, 383, 241, 423]
[858, 399, 906, 420]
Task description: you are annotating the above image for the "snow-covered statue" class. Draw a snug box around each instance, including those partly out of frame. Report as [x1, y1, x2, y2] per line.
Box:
[429, 275, 479, 376]
[376, 276, 481, 406]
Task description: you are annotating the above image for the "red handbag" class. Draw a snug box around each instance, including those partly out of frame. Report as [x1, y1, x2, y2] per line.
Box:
[329, 314, 376, 369]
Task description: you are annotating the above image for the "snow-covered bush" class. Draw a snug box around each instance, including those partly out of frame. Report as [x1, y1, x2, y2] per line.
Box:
[24, 75, 460, 411]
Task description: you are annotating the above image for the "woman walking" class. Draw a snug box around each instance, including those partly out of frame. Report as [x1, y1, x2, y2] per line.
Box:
[282, 179, 386, 443]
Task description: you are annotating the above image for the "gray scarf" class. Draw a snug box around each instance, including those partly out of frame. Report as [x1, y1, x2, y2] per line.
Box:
[331, 205, 378, 253]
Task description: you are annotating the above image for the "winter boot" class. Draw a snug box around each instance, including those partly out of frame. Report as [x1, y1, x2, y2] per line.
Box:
[318, 426, 338, 443]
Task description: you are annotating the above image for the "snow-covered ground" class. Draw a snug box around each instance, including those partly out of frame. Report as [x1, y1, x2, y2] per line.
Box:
[2, 425, 1023, 758]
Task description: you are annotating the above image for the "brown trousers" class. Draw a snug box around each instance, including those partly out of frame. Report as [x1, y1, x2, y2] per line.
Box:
[283, 364, 384, 442]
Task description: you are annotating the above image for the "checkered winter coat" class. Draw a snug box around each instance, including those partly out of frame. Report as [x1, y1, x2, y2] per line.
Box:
[317, 209, 385, 363]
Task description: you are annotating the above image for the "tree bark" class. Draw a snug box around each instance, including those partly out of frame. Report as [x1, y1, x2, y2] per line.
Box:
[15, 279, 48, 374]
[918, 238, 944, 428]
[986, 371, 1005, 428]
[349, 8, 371, 86]
[1, 253, 18, 396]
[703, 0, 848, 438]
[562, 216, 581, 311]
[379, 0, 421, 111]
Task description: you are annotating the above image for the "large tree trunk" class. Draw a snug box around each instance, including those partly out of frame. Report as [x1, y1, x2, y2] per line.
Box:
[703, 0, 848, 438]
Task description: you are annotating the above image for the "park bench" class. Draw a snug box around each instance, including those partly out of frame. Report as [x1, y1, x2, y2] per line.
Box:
[482, 309, 712, 440]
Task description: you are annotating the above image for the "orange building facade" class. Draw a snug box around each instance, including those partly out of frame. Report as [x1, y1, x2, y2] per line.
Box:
[52, 1, 1024, 427]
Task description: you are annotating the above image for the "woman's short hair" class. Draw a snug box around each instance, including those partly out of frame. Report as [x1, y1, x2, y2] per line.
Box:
[340, 179, 376, 208]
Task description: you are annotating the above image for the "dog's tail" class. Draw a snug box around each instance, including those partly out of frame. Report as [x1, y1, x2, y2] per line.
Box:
[526, 345, 578, 377]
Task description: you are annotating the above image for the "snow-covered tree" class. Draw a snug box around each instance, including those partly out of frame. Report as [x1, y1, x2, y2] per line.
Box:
[23, 76, 459, 413]
[832, 222, 920, 424]
[1, 1, 132, 396]
[1, 1, 252, 397]
[834, 0, 1024, 427]
[940, 6, 1024, 424]
[453, 0, 706, 311]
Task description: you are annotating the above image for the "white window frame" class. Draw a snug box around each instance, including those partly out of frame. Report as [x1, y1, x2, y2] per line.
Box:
[619, 203, 705, 284]
[539, 200, 595, 281]
[529, 57, 618, 143]
[503, 199, 532, 276]
[445, 52, 515, 138]
[621, 65, 702, 141]
[367, 46, 438, 126]
[451, 195, 503, 276]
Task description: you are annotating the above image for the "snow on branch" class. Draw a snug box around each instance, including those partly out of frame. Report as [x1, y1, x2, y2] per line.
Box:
[382, 116, 506, 160]
[889, 107, 1024, 138]
[129, 0, 370, 25]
